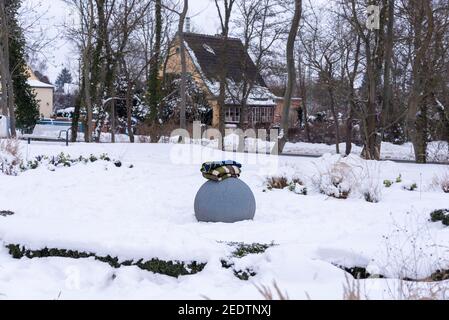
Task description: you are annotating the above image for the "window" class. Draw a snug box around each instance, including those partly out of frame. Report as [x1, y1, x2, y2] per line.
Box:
[225, 106, 240, 123]
[250, 107, 274, 124]
[202, 44, 215, 55]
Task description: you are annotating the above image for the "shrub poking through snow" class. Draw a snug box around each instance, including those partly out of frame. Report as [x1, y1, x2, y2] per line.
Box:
[383, 180, 393, 188]
[288, 182, 308, 195]
[0, 210, 14, 217]
[265, 175, 307, 195]
[16, 153, 132, 173]
[402, 181, 418, 191]
[429, 209, 449, 226]
[6, 244, 205, 277]
[0, 139, 21, 176]
[228, 242, 275, 258]
[265, 176, 289, 190]
[220, 242, 275, 280]
[396, 174, 402, 183]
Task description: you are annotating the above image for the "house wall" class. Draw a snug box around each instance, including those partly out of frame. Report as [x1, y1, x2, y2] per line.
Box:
[274, 98, 301, 128]
[164, 36, 222, 127]
[32, 87, 54, 118]
[164, 36, 211, 95]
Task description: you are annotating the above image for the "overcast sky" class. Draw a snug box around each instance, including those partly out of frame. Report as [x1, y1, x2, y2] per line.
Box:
[25, 0, 227, 82]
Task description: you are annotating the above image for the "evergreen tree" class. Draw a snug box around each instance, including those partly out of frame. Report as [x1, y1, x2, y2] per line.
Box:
[55, 68, 73, 93]
[7, 0, 39, 129]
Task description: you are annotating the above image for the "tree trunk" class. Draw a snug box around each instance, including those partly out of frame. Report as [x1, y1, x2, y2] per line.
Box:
[83, 50, 93, 143]
[0, 1, 15, 136]
[328, 86, 340, 154]
[126, 81, 134, 143]
[345, 101, 354, 156]
[381, 0, 394, 136]
[148, 0, 162, 136]
[110, 99, 116, 143]
[277, 0, 302, 153]
[406, 0, 434, 164]
[178, 0, 188, 135]
[214, 0, 236, 151]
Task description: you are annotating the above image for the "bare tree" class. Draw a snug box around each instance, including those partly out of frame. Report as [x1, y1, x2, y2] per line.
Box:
[162, 0, 189, 136]
[404, 0, 434, 163]
[233, 0, 286, 151]
[277, 0, 302, 153]
[215, 0, 236, 150]
[300, 7, 345, 153]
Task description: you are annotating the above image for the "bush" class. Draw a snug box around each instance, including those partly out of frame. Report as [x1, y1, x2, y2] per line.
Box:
[221, 242, 275, 280]
[312, 155, 383, 202]
[265, 176, 289, 190]
[431, 172, 449, 193]
[384, 180, 393, 188]
[0, 210, 14, 217]
[402, 181, 418, 191]
[17, 152, 132, 173]
[0, 139, 21, 176]
[6, 244, 205, 278]
[265, 175, 307, 195]
[313, 155, 356, 199]
[430, 209, 449, 226]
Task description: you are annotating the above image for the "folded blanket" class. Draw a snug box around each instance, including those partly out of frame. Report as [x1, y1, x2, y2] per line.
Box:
[202, 165, 241, 181]
[201, 160, 242, 174]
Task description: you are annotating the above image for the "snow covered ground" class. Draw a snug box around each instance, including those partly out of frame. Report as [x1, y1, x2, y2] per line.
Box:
[0, 140, 449, 299]
[283, 140, 449, 163]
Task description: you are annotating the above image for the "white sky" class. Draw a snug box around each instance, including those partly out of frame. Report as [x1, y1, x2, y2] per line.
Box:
[25, 0, 224, 82]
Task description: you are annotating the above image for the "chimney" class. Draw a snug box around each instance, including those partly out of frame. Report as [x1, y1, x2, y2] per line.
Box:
[185, 17, 191, 33]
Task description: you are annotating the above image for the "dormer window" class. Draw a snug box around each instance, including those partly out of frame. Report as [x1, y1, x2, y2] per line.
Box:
[202, 44, 215, 55]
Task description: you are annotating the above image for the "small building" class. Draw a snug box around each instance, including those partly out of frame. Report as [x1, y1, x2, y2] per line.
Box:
[164, 32, 301, 128]
[26, 67, 54, 118]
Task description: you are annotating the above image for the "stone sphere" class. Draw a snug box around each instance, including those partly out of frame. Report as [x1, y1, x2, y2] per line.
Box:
[194, 178, 256, 223]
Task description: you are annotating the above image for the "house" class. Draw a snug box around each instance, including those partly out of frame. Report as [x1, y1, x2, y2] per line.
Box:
[26, 67, 54, 118]
[164, 32, 301, 128]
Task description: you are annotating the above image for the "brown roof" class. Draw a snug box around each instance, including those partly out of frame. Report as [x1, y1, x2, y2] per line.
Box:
[183, 33, 266, 87]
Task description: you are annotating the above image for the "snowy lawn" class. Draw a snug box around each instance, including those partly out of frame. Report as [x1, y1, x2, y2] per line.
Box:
[0, 140, 449, 299]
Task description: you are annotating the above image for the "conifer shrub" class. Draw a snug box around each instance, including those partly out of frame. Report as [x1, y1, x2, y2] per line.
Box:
[430, 209, 449, 226]
[6, 244, 205, 278]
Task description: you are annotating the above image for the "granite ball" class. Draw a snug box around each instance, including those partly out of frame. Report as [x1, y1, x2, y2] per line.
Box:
[194, 178, 256, 223]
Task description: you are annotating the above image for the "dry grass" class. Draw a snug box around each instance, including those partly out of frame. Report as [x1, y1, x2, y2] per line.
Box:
[0, 138, 22, 175]
[343, 274, 362, 300]
[255, 281, 289, 300]
[0, 138, 20, 159]
[431, 172, 449, 193]
[265, 176, 289, 190]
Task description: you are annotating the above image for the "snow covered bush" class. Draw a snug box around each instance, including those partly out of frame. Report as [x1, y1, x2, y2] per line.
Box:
[312, 154, 382, 202]
[312, 155, 356, 199]
[16, 152, 129, 173]
[359, 162, 382, 203]
[0, 139, 21, 176]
